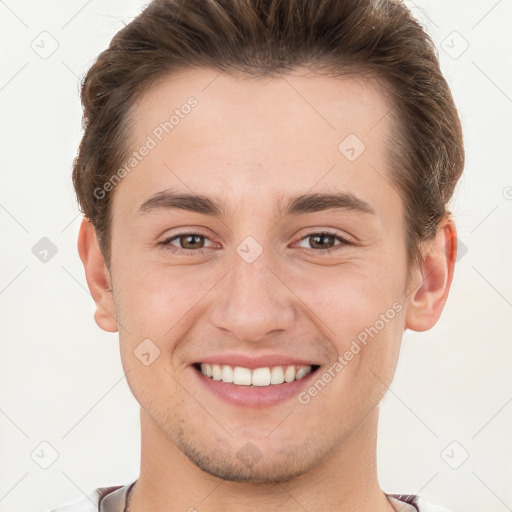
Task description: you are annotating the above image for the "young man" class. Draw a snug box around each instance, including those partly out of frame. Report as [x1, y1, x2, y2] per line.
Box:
[52, 0, 464, 510]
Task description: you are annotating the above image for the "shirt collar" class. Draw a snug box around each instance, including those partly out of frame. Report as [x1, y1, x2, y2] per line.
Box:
[99, 481, 136, 512]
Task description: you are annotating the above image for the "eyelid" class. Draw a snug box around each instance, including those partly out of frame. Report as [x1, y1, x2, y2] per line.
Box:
[158, 225, 215, 242]
[291, 227, 354, 246]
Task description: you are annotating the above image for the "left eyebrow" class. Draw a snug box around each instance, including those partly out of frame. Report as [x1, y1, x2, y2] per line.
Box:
[136, 189, 376, 219]
[282, 192, 376, 217]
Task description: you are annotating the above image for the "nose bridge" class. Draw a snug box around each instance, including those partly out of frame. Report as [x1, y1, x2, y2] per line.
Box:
[209, 242, 295, 341]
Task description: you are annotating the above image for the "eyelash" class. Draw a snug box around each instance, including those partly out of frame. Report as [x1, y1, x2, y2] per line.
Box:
[158, 230, 352, 256]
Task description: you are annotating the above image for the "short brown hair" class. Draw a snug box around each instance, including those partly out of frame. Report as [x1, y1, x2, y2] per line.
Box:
[72, 0, 464, 268]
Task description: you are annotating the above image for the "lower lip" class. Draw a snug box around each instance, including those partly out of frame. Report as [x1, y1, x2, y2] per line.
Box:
[191, 365, 319, 409]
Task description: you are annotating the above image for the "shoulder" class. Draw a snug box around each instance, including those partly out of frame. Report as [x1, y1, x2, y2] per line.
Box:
[389, 493, 454, 512]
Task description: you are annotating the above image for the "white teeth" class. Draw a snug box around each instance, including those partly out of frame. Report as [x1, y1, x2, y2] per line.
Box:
[198, 363, 314, 386]
[295, 366, 312, 380]
[221, 365, 234, 383]
[252, 367, 271, 386]
[233, 366, 252, 385]
[270, 366, 285, 385]
[212, 364, 222, 381]
[284, 365, 296, 382]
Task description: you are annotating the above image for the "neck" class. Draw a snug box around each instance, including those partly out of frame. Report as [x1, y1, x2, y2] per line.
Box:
[129, 407, 394, 512]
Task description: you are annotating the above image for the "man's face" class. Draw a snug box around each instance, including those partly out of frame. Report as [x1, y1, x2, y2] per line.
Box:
[107, 68, 411, 482]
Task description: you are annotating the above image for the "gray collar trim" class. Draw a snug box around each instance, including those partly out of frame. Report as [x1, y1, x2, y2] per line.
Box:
[99, 481, 136, 512]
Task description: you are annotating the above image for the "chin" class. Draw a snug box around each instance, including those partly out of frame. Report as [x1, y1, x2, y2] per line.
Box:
[174, 431, 330, 485]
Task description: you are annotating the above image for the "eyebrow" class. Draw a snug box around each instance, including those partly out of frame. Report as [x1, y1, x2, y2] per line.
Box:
[137, 189, 376, 219]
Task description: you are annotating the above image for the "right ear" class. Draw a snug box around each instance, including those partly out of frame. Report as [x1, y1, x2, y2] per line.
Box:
[77, 218, 118, 333]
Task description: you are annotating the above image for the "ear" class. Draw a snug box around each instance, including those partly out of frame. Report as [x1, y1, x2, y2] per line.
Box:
[77, 218, 118, 333]
[405, 216, 457, 332]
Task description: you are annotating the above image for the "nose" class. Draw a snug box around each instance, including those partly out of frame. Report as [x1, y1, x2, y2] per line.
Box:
[208, 251, 296, 342]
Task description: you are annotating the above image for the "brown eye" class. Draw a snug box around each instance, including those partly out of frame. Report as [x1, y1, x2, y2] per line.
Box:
[307, 233, 337, 250]
[178, 234, 206, 249]
[295, 231, 351, 256]
[160, 232, 214, 254]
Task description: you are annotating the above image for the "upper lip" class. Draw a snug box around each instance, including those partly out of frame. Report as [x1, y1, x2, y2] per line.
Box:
[193, 354, 321, 369]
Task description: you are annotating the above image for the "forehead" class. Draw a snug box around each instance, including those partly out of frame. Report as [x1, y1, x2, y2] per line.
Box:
[118, 67, 399, 218]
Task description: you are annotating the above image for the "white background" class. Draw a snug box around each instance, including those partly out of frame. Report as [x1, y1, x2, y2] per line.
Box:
[0, 1, 511, 511]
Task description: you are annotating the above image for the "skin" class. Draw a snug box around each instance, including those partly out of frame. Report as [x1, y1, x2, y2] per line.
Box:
[78, 67, 457, 512]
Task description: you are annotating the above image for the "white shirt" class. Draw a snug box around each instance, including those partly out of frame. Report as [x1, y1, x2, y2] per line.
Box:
[48, 481, 453, 511]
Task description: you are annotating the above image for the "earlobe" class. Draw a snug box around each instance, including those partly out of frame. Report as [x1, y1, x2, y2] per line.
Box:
[77, 218, 118, 333]
[405, 217, 457, 332]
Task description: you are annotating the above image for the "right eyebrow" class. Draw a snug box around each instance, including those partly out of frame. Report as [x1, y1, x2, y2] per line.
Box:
[137, 190, 226, 216]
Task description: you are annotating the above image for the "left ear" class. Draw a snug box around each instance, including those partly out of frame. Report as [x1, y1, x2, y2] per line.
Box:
[405, 216, 457, 332]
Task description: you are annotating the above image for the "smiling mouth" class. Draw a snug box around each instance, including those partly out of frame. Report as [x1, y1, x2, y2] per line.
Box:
[192, 362, 321, 387]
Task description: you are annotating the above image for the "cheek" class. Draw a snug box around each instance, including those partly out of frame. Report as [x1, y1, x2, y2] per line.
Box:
[115, 257, 213, 337]
[289, 260, 405, 335]
[117, 250, 406, 350]
[290, 263, 406, 398]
